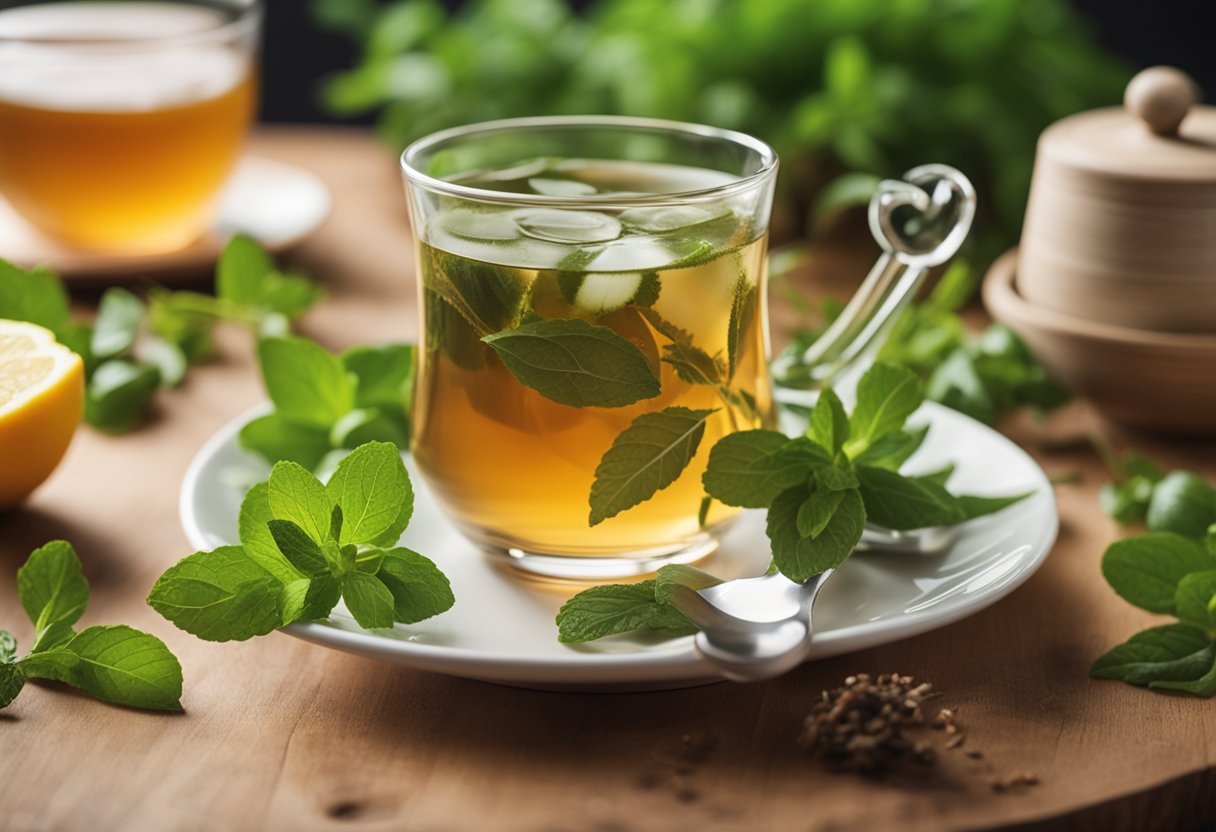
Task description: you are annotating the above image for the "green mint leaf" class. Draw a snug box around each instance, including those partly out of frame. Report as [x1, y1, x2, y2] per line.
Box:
[257, 337, 354, 429]
[483, 318, 661, 409]
[698, 495, 712, 529]
[85, 360, 159, 433]
[422, 247, 530, 335]
[424, 290, 491, 370]
[1149, 654, 1216, 697]
[1146, 471, 1216, 540]
[0, 259, 69, 332]
[661, 341, 724, 387]
[267, 520, 330, 577]
[147, 547, 283, 641]
[292, 574, 341, 622]
[375, 548, 454, 623]
[256, 270, 323, 320]
[329, 505, 344, 543]
[267, 460, 335, 545]
[17, 540, 89, 635]
[23, 625, 182, 711]
[702, 431, 829, 509]
[138, 336, 187, 388]
[589, 407, 716, 526]
[340, 571, 396, 630]
[925, 349, 994, 424]
[768, 486, 866, 582]
[330, 407, 409, 450]
[355, 546, 386, 574]
[1101, 533, 1216, 615]
[91, 287, 145, 360]
[853, 424, 930, 470]
[239, 413, 332, 471]
[806, 389, 849, 455]
[556, 580, 695, 644]
[855, 465, 965, 530]
[31, 622, 75, 654]
[726, 271, 754, 380]
[846, 361, 924, 456]
[1091, 624, 1216, 685]
[1123, 452, 1165, 484]
[342, 343, 415, 411]
[0, 663, 24, 709]
[1175, 571, 1216, 629]
[325, 441, 413, 545]
[797, 489, 846, 538]
[915, 464, 956, 488]
[0, 630, 15, 663]
[654, 564, 723, 605]
[813, 457, 860, 492]
[955, 491, 1034, 521]
[1100, 477, 1156, 525]
[216, 234, 274, 306]
[238, 482, 308, 586]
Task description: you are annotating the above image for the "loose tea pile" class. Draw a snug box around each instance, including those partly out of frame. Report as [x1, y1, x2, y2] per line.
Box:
[798, 673, 937, 773]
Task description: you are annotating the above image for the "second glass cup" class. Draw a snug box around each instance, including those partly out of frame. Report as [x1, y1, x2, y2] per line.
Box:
[401, 117, 778, 580]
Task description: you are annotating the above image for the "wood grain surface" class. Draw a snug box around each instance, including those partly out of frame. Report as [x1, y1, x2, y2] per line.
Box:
[1, 129, 1214, 832]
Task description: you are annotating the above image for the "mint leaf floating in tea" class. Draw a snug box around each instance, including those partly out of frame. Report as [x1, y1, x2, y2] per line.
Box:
[589, 407, 718, 525]
[1, 541, 183, 712]
[483, 318, 661, 408]
[149, 441, 453, 644]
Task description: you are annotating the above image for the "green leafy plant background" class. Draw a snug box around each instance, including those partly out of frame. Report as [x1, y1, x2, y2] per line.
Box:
[311, 0, 1128, 258]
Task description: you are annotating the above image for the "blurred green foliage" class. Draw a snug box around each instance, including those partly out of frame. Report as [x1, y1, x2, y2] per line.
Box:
[312, 0, 1128, 256]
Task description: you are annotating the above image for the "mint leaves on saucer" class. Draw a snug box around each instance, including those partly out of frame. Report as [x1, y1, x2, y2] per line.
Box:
[239, 337, 416, 473]
[557, 362, 1033, 643]
[149, 441, 452, 640]
[1, 541, 183, 711]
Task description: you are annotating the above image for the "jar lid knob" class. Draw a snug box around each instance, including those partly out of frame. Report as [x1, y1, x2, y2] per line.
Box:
[1125, 66, 1200, 137]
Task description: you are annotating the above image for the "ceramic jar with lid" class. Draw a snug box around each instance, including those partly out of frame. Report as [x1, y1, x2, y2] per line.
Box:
[1018, 66, 1216, 333]
[985, 66, 1216, 434]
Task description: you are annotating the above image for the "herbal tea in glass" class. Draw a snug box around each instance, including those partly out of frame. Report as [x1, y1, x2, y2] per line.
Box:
[402, 118, 778, 579]
[0, 1, 259, 253]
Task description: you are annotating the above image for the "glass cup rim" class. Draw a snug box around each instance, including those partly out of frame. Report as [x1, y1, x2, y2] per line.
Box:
[0, 0, 262, 46]
[399, 115, 779, 208]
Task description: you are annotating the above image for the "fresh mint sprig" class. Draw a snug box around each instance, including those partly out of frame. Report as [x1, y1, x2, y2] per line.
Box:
[1091, 453, 1216, 697]
[0, 236, 322, 433]
[239, 336, 416, 472]
[557, 361, 1032, 643]
[148, 441, 452, 641]
[1, 541, 183, 711]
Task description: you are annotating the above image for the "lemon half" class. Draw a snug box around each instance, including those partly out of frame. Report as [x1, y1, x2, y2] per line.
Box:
[0, 320, 84, 507]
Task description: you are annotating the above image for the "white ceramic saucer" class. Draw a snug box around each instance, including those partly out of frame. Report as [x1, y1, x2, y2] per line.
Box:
[180, 401, 1057, 691]
[0, 155, 331, 280]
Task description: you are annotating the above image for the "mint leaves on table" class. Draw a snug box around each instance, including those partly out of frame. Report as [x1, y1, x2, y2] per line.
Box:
[239, 336, 416, 473]
[1, 541, 183, 711]
[1091, 530, 1216, 697]
[0, 236, 322, 434]
[558, 362, 1033, 643]
[149, 441, 452, 641]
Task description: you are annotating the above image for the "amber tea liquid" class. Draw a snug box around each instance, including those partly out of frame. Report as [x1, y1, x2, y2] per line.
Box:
[0, 3, 255, 252]
[412, 159, 775, 559]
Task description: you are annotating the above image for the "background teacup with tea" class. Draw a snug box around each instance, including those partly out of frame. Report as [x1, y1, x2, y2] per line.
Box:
[401, 117, 779, 580]
[0, 0, 259, 254]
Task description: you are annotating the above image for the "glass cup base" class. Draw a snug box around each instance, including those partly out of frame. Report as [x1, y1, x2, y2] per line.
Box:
[481, 533, 720, 582]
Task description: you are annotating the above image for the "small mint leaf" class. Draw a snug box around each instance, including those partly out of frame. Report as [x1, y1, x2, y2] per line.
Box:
[17, 540, 89, 636]
[267, 460, 334, 545]
[147, 547, 283, 641]
[0, 663, 24, 709]
[1101, 533, 1216, 615]
[556, 581, 694, 644]
[846, 361, 924, 457]
[267, 520, 330, 577]
[1091, 624, 1215, 686]
[806, 388, 848, 455]
[376, 548, 455, 623]
[340, 571, 396, 630]
[702, 431, 829, 509]
[257, 337, 354, 429]
[325, 441, 412, 545]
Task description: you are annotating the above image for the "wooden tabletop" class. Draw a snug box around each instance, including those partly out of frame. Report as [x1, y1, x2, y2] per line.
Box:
[1, 128, 1214, 832]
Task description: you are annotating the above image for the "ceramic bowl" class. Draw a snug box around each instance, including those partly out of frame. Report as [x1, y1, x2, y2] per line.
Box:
[985, 249, 1216, 434]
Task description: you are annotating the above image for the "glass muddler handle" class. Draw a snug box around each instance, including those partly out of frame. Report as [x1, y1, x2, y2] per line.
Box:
[771, 164, 976, 390]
